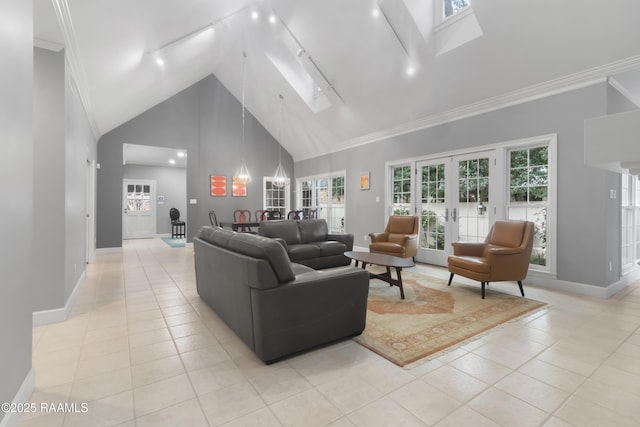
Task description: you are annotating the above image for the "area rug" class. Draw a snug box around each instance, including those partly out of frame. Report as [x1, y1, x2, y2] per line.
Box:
[161, 237, 185, 248]
[353, 270, 546, 367]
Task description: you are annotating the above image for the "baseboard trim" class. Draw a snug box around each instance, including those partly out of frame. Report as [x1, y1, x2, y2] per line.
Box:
[33, 271, 86, 326]
[95, 247, 122, 255]
[0, 368, 35, 427]
[525, 271, 630, 299]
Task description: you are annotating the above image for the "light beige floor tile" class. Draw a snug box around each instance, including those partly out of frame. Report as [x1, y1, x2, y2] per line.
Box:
[22, 382, 72, 421]
[79, 336, 129, 360]
[316, 373, 383, 414]
[390, 379, 462, 425]
[495, 371, 569, 413]
[574, 378, 640, 421]
[161, 304, 194, 317]
[131, 355, 185, 388]
[517, 358, 586, 393]
[179, 343, 230, 372]
[74, 350, 130, 380]
[536, 344, 601, 377]
[421, 365, 489, 402]
[133, 374, 195, 417]
[448, 353, 512, 384]
[604, 351, 640, 375]
[472, 342, 534, 369]
[589, 365, 640, 397]
[355, 359, 415, 394]
[174, 331, 218, 353]
[127, 317, 167, 335]
[168, 321, 209, 339]
[468, 387, 548, 427]
[70, 367, 132, 402]
[347, 397, 426, 427]
[218, 407, 283, 427]
[126, 308, 163, 323]
[269, 388, 342, 427]
[188, 360, 245, 396]
[555, 395, 638, 427]
[134, 398, 208, 427]
[324, 417, 356, 427]
[164, 312, 202, 327]
[130, 340, 177, 365]
[249, 367, 313, 405]
[541, 416, 575, 427]
[34, 362, 78, 389]
[198, 380, 265, 426]
[18, 412, 66, 427]
[434, 405, 500, 427]
[83, 326, 128, 345]
[405, 358, 445, 377]
[128, 328, 172, 348]
[63, 390, 134, 427]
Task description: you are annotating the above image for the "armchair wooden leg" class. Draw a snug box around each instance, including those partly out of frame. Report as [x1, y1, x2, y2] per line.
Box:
[481, 282, 486, 299]
[517, 280, 525, 297]
[448, 273, 454, 286]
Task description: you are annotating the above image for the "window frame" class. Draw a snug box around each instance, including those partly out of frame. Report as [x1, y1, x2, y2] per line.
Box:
[262, 176, 290, 217]
[296, 171, 347, 233]
[621, 174, 640, 273]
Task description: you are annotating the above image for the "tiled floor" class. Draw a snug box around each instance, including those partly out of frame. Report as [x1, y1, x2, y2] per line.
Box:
[21, 238, 640, 426]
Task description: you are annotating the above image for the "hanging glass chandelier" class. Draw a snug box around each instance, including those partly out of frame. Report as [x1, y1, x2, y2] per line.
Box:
[235, 51, 251, 184]
[272, 94, 288, 188]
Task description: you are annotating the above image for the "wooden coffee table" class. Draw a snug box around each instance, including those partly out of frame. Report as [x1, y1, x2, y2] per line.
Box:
[344, 251, 415, 299]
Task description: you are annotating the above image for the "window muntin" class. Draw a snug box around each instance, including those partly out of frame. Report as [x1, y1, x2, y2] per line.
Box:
[296, 172, 346, 233]
[263, 178, 289, 217]
[444, 0, 470, 18]
[392, 165, 412, 215]
[508, 146, 549, 267]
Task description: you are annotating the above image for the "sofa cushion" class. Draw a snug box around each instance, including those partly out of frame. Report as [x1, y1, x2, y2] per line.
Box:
[227, 233, 295, 283]
[312, 241, 347, 257]
[259, 220, 301, 245]
[287, 244, 321, 262]
[198, 226, 235, 248]
[298, 219, 328, 244]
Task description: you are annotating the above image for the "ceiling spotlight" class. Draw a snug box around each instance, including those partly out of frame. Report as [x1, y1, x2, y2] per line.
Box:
[251, 11, 259, 20]
[269, 14, 276, 24]
[156, 57, 165, 66]
[177, 151, 185, 157]
[406, 66, 416, 77]
[372, 8, 380, 18]
[169, 159, 176, 165]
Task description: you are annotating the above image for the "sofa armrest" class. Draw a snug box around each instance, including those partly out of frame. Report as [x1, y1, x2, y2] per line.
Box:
[369, 232, 388, 243]
[327, 233, 354, 251]
[272, 237, 288, 251]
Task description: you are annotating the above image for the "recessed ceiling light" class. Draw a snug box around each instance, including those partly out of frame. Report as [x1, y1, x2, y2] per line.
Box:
[372, 8, 380, 18]
[169, 159, 176, 164]
[177, 152, 185, 157]
[269, 15, 276, 24]
[406, 66, 416, 77]
[251, 11, 259, 20]
[156, 58, 165, 66]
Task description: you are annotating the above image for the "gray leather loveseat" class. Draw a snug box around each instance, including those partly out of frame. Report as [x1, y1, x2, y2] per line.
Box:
[194, 226, 370, 363]
[258, 219, 353, 269]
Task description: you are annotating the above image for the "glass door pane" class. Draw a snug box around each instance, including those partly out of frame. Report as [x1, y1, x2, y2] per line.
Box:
[456, 155, 490, 242]
[417, 160, 449, 266]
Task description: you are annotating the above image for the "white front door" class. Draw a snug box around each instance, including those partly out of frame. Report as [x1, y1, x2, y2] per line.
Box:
[123, 179, 156, 239]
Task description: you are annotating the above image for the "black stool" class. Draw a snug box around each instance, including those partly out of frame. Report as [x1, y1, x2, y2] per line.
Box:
[170, 208, 185, 239]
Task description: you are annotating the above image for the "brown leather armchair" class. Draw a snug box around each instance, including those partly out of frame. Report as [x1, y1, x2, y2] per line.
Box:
[447, 220, 534, 299]
[369, 215, 419, 258]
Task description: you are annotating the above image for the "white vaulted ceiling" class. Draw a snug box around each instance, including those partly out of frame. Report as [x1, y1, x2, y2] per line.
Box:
[34, 0, 640, 161]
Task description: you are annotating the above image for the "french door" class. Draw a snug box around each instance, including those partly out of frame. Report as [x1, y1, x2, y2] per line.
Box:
[415, 151, 495, 265]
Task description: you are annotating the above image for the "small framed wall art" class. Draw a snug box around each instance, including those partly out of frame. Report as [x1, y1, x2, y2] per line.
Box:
[360, 172, 370, 190]
[232, 176, 247, 197]
[210, 175, 226, 196]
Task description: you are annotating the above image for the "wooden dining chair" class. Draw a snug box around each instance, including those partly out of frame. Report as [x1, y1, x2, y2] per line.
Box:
[255, 209, 266, 222]
[233, 209, 252, 232]
[287, 210, 303, 220]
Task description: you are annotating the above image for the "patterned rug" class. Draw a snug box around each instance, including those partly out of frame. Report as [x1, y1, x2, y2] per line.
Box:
[353, 270, 546, 367]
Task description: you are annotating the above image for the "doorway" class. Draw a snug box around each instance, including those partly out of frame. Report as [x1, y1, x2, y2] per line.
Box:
[122, 179, 156, 239]
[415, 150, 496, 266]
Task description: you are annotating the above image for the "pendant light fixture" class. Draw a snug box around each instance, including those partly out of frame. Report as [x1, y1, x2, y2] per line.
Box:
[272, 94, 288, 188]
[235, 51, 251, 184]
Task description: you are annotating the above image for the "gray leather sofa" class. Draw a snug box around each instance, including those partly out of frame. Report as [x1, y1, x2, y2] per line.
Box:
[194, 226, 370, 364]
[258, 219, 353, 269]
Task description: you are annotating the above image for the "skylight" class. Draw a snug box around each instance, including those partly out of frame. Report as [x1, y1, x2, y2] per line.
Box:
[444, 0, 470, 18]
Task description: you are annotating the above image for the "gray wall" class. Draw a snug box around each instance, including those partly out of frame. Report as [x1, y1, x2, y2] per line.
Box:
[97, 74, 293, 248]
[123, 165, 187, 235]
[0, 0, 33, 418]
[33, 47, 66, 310]
[31, 47, 97, 312]
[296, 84, 615, 288]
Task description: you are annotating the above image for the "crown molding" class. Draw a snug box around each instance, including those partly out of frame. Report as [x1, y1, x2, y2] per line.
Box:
[608, 76, 640, 108]
[334, 55, 640, 154]
[51, 0, 101, 140]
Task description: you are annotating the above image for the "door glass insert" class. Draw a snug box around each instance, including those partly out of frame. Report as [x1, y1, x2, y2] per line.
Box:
[127, 184, 151, 212]
[458, 157, 489, 242]
[392, 165, 411, 215]
[420, 164, 446, 251]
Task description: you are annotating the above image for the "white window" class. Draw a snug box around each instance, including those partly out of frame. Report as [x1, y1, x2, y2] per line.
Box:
[297, 172, 346, 233]
[621, 174, 640, 272]
[263, 177, 290, 217]
[392, 165, 412, 215]
[443, 0, 470, 19]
